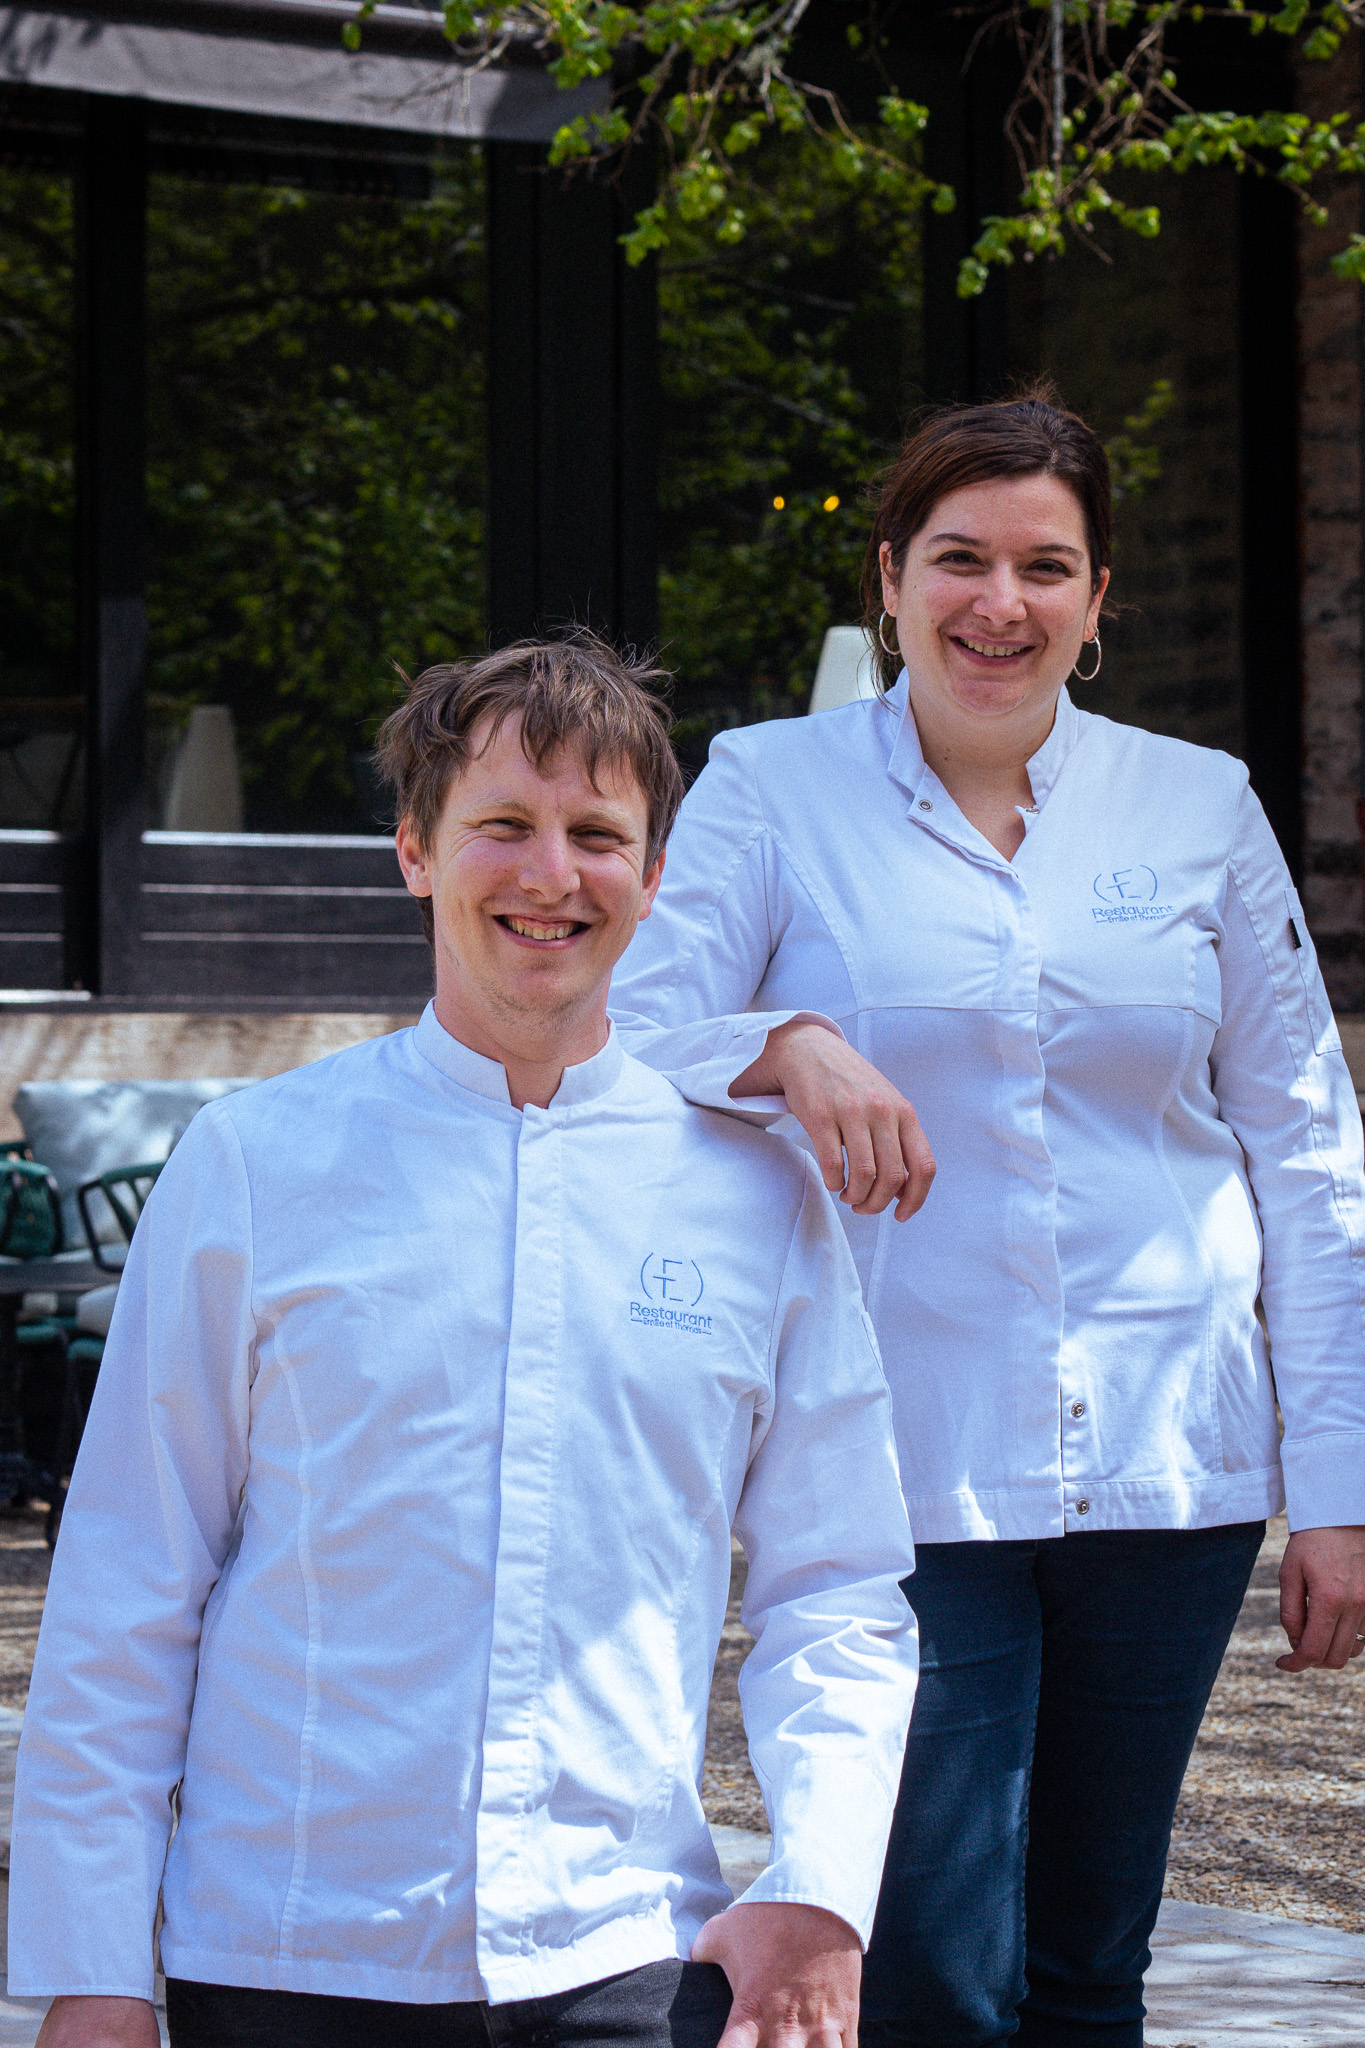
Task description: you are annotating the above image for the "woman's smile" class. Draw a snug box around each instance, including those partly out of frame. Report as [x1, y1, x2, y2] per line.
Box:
[949, 634, 1038, 665]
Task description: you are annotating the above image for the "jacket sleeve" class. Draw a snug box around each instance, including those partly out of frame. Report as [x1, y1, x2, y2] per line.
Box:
[612, 734, 840, 1122]
[7, 1105, 256, 2000]
[1210, 782, 1365, 1530]
[729, 1158, 917, 1945]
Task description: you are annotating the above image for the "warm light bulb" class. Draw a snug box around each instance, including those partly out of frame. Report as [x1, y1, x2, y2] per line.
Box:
[772, 495, 785, 510]
[823, 494, 840, 512]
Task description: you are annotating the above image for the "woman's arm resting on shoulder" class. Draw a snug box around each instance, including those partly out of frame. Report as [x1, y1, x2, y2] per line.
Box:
[731, 1020, 936, 1221]
[35, 1997, 161, 2047]
[692, 1903, 860, 2048]
[1277, 1525, 1365, 1672]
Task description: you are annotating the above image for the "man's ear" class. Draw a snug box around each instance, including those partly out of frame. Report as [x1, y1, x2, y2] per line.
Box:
[395, 817, 433, 901]
[637, 848, 665, 923]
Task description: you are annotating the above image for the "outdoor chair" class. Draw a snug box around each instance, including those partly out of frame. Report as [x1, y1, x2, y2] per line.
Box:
[9, 1082, 253, 1543]
[78, 1163, 165, 1274]
[45, 1162, 167, 1546]
[14, 1079, 254, 1257]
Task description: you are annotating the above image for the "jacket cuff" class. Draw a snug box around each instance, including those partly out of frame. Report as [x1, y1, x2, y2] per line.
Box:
[738, 1756, 899, 1949]
[1280, 1433, 1365, 1530]
[684, 1012, 845, 1125]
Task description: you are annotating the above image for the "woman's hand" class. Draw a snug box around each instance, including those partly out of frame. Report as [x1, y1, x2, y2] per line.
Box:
[731, 1021, 936, 1221]
[1277, 1525, 1365, 1671]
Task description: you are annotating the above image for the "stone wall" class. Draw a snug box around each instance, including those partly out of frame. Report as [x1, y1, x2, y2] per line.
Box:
[1008, 169, 1247, 757]
[0, 1012, 420, 1143]
[1297, 44, 1364, 1009]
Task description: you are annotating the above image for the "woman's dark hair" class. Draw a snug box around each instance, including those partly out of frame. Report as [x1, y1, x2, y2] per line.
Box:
[860, 384, 1113, 688]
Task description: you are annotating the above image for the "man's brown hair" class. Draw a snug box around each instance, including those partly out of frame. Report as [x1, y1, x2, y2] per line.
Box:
[375, 635, 685, 943]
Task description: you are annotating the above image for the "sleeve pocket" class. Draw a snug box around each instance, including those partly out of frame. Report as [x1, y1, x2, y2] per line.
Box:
[1285, 887, 1342, 1056]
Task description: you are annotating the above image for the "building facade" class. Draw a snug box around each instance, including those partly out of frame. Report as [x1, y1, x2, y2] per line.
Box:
[0, 0, 1359, 1028]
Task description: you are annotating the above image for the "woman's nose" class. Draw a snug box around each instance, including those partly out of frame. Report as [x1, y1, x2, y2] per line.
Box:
[974, 571, 1028, 621]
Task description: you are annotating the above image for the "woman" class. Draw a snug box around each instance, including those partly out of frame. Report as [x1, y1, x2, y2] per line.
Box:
[610, 391, 1365, 2048]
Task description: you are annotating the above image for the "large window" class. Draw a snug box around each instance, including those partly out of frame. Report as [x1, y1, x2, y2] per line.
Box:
[656, 130, 924, 768]
[0, 161, 79, 833]
[145, 146, 486, 836]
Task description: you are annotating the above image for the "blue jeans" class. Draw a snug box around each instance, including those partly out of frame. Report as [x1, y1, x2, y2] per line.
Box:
[860, 1522, 1265, 2048]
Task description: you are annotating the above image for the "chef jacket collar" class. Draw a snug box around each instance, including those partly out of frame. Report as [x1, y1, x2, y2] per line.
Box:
[883, 671, 1081, 813]
[413, 1000, 626, 1109]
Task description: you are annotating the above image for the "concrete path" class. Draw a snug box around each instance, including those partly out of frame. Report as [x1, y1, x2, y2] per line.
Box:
[712, 1828, 1365, 2048]
[0, 1818, 1358, 2043]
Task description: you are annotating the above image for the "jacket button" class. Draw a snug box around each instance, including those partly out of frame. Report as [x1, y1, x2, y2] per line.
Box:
[1076, 1500, 1091, 1516]
[918, 799, 933, 811]
[1071, 1401, 1086, 1418]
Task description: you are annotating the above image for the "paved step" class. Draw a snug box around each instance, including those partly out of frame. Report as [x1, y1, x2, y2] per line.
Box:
[714, 1829, 1365, 2048]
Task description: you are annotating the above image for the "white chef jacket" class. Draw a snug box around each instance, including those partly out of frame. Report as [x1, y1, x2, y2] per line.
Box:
[611, 680, 1365, 1544]
[8, 1009, 916, 2005]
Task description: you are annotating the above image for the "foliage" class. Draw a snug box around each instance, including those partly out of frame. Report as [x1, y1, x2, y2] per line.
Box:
[0, 175, 76, 702]
[0, 161, 487, 833]
[958, 2, 1365, 297]
[1104, 375, 1175, 499]
[348, 1, 1365, 290]
[144, 159, 486, 830]
[348, 0, 951, 264]
[656, 123, 920, 757]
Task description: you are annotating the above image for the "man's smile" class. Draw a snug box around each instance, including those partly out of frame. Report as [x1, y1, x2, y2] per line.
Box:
[496, 914, 589, 945]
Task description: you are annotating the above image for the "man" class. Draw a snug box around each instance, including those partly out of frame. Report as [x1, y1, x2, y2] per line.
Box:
[10, 638, 917, 2048]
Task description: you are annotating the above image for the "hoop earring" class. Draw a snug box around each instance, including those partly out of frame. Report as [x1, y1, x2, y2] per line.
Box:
[878, 610, 899, 656]
[1073, 633, 1102, 682]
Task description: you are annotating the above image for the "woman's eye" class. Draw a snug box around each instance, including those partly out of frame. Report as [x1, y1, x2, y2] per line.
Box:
[1030, 559, 1072, 576]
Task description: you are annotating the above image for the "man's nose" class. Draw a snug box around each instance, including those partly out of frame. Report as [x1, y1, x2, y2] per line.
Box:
[518, 833, 579, 898]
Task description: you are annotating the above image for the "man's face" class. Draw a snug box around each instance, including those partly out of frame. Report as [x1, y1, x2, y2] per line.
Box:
[395, 714, 663, 1044]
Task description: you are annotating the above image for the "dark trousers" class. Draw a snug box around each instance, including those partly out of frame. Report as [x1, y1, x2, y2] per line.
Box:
[860, 1521, 1265, 2048]
[167, 1958, 733, 2048]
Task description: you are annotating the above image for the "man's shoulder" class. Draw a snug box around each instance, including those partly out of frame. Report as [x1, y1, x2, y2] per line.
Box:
[201, 1027, 416, 1142]
[617, 1052, 816, 1202]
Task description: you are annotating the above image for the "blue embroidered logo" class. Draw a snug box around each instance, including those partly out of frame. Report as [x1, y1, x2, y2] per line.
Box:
[1092, 865, 1171, 925]
[1094, 865, 1157, 904]
[631, 1254, 712, 1335]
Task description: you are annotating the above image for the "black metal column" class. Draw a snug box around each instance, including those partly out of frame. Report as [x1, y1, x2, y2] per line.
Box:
[76, 95, 148, 996]
[487, 144, 658, 648]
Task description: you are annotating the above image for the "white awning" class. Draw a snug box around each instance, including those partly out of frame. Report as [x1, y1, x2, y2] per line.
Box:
[0, 1, 607, 139]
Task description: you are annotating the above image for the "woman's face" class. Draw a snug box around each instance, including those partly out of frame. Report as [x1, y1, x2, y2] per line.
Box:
[880, 472, 1109, 727]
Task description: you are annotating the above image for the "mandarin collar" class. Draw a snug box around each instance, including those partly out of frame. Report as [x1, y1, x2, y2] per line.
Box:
[883, 673, 923, 795]
[1023, 686, 1080, 809]
[884, 674, 1080, 814]
[413, 1002, 625, 1110]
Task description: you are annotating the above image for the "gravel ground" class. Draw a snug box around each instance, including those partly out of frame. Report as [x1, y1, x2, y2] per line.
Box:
[0, 1509, 51, 1715]
[702, 1520, 1365, 1931]
[1164, 1515, 1364, 1931]
[4, 1511, 1359, 1929]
